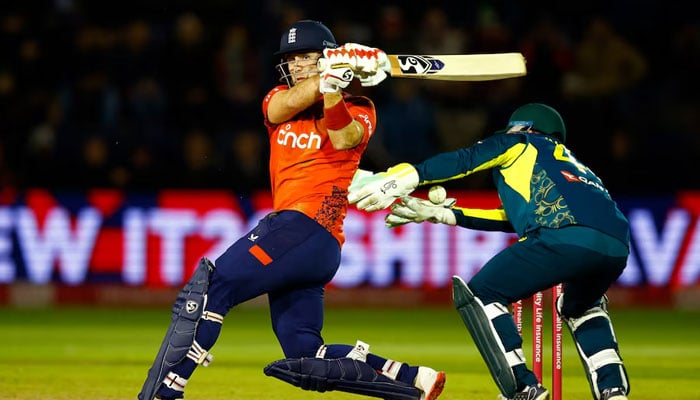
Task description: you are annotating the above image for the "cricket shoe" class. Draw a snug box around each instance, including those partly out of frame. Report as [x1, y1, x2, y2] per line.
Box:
[497, 384, 549, 400]
[601, 387, 627, 400]
[414, 366, 446, 400]
[345, 340, 370, 362]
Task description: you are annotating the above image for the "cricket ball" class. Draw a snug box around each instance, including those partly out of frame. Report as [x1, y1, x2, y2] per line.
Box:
[428, 185, 447, 204]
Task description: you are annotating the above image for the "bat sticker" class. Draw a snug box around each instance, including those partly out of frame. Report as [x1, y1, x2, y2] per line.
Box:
[396, 55, 445, 75]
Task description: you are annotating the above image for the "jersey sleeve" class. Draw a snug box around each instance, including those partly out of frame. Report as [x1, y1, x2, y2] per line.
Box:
[413, 133, 526, 184]
[262, 85, 289, 125]
[345, 96, 376, 146]
[452, 207, 515, 232]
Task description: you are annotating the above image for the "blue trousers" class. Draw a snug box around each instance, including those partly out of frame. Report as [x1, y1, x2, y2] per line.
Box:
[207, 210, 341, 357]
[157, 210, 419, 400]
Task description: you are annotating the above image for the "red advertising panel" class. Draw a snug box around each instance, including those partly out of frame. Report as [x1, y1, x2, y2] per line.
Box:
[1, 189, 699, 290]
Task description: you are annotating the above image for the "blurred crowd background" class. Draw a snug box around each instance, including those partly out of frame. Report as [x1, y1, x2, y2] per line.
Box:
[1, 0, 698, 196]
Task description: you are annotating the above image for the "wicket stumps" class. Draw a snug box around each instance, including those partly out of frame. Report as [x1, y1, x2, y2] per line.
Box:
[512, 284, 563, 400]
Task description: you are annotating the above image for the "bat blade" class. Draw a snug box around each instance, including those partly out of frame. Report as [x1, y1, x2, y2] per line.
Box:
[386, 53, 527, 81]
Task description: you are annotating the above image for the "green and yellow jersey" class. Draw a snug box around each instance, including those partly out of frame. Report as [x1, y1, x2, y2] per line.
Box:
[412, 132, 630, 246]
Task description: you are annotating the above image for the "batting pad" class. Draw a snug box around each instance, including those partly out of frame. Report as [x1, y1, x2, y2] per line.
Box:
[138, 258, 214, 400]
[452, 276, 518, 398]
[264, 357, 421, 400]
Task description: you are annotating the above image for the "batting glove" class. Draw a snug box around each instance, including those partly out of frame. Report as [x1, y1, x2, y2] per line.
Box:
[358, 68, 388, 87]
[385, 196, 457, 228]
[324, 43, 389, 87]
[348, 163, 419, 212]
[317, 58, 355, 94]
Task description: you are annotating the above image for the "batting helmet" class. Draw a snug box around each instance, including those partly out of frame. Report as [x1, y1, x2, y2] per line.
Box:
[500, 103, 567, 143]
[274, 20, 338, 86]
[275, 20, 337, 56]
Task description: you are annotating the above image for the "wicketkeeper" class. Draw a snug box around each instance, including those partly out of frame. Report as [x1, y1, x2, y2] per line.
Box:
[349, 103, 631, 400]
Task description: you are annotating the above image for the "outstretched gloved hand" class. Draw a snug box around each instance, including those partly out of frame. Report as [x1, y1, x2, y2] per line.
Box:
[348, 163, 419, 212]
[385, 194, 457, 228]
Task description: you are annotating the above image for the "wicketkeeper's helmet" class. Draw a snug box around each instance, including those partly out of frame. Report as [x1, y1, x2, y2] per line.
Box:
[499, 103, 567, 143]
[275, 20, 338, 86]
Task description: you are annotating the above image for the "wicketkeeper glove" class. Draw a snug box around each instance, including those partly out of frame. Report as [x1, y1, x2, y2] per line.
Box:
[385, 195, 457, 228]
[323, 43, 389, 87]
[348, 163, 419, 212]
[318, 58, 355, 94]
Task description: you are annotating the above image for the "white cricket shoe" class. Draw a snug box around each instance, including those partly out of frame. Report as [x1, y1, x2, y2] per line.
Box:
[601, 387, 627, 400]
[345, 340, 370, 362]
[497, 384, 549, 400]
[414, 366, 446, 400]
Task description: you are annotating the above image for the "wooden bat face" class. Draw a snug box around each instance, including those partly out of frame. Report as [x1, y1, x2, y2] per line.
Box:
[386, 53, 527, 81]
[393, 55, 445, 76]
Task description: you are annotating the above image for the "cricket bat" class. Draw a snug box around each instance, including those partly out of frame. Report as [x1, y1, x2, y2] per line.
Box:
[385, 53, 527, 81]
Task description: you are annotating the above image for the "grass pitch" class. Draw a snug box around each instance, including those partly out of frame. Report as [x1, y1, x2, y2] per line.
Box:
[2, 304, 699, 399]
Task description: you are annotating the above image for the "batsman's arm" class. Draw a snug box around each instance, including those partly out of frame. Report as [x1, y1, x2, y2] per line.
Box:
[323, 92, 366, 150]
[267, 76, 322, 124]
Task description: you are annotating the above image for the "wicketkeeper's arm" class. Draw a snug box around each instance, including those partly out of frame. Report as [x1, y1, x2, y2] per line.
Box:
[452, 207, 515, 232]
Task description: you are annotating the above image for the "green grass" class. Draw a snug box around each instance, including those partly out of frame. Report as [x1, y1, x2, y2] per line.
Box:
[1, 305, 699, 399]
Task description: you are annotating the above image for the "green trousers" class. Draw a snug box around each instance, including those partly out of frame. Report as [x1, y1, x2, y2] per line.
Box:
[468, 225, 628, 317]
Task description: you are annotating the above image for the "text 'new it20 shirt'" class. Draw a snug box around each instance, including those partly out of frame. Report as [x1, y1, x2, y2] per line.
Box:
[262, 85, 375, 246]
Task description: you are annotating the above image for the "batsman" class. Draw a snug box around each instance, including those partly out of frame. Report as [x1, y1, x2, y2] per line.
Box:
[349, 103, 630, 400]
[137, 19, 444, 400]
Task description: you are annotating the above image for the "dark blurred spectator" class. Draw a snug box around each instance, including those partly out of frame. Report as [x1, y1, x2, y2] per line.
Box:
[373, 5, 412, 53]
[124, 143, 164, 191]
[666, 21, 700, 101]
[329, 18, 373, 44]
[113, 18, 169, 153]
[58, 23, 121, 147]
[519, 13, 575, 103]
[76, 135, 127, 188]
[591, 126, 643, 194]
[177, 128, 220, 188]
[215, 24, 259, 105]
[366, 80, 439, 170]
[0, 139, 16, 191]
[471, 3, 515, 53]
[652, 22, 700, 190]
[58, 66, 121, 140]
[560, 16, 649, 172]
[0, 2, 695, 194]
[0, 68, 20, 181]
[111, 19, 163, 87]
[414, 7, 472, 108]
[562, 17, 647, 99]
[214, 23, 261, 129]
[22, 96, 65, 188]
[221, 127, 269, 195]
[416, 7, 469, 55]
[165, 12, 218, 133]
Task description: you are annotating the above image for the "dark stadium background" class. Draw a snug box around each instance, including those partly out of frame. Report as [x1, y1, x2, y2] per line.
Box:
[1, 1, 699, 308]
[1, 0, 697, 193]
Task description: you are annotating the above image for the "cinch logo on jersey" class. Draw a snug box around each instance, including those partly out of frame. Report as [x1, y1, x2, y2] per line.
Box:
[358, 113, 372, 135]
[277, 124, 322, 149]
[560, 170, 608, 193]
